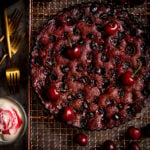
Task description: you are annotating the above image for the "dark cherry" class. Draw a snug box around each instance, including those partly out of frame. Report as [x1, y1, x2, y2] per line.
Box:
[101, 53, 109, 62]
[102, 140, 116, 150]
[48, 35, 56, 43]
[121, 71, 134, 86]
[90, 41, 98, 50]
[75, 133, 88, 146]
[127, 126, 141, 140]
[102, 77, 110, 88]
[96, 67, 105, 75]
[90, 4, 98, 13]
[47, 86, 60, 101]
[127, 142, 141, 150]
[73, 28, 81, 36]
[62, 107, 74, 121]
[67, 46, 81, 59]
[105, 21, 119, 35]
[100, 13, 108, 20]
[130, 0, 145, 5]
[143, 124, 150, 137]
[119, 0, 127, 4]
[126, 44, 135, 55]
[118, 88, 125, 97]
[66, 16, 74, 26]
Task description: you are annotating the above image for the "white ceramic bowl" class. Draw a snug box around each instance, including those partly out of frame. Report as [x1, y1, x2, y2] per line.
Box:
[0, 96, 27, 145]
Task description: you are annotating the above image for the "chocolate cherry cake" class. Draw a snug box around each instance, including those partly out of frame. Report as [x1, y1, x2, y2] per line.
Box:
[31, 2, 150, 130]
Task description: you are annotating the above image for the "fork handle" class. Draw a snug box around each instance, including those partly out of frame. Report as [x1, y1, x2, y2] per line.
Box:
[4, 8, 12, 60]
[0, 54, 7, 65]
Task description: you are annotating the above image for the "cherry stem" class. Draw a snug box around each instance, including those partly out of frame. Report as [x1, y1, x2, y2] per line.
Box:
[132, 62, 142, 78]
[67, 38, 72, 48]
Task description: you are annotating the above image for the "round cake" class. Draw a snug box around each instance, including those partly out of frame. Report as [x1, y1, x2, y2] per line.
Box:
[31, 2, 150, 130]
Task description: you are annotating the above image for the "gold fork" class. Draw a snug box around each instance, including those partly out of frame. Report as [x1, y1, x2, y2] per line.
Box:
[0, 31, 25, 65]
[0, 8, 23, 43]
[4, 9, 21, 92]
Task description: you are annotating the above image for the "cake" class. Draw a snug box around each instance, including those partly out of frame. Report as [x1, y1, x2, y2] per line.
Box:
[31, 2, 150, 130]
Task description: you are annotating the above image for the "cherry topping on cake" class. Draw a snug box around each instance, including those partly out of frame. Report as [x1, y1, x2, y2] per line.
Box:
[67, 46, 81, 59]
[47, 86, 60, 101]
[121, 62, 142, 86]
[121, 71, 134, 86]
[127, 126, 141, 140]
[127, 142, 141, 150]
[102, 140, 116, 150]
[75, 133, 88, 146]
[105, 21, 119, 35]
[62, 107, 74, 121]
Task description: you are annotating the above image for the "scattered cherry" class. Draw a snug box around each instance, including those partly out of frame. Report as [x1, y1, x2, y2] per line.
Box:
[47, 86, 60, 101]
[127, 126, 141, 140]
[62, 107, 74, 121]
[102, 140, 116, 150]
[143, 124, 150, 137]
[130, 0, 145, 5]
[121, 71, 134, 86]
[67, 46, 81, 59]
[75, 133, 88, 146]
[105, 21, 119, 35]
[127, 142, 141, 150]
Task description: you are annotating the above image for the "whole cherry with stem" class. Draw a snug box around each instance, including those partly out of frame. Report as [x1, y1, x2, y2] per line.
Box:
[121, 62, 142, 86]
[67, 38, 81, 59]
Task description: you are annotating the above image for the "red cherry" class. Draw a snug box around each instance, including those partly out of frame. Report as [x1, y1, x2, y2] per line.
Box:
[76, 133, 88, 146]
[127, 142, 141, 150]
[121, 71, 134, 86]
[120, 0, 126, 4]
[130, 0, 145, 5]
[144, 124, 150, 137]
[105, 21, 119, 35]
[67, 46, 81, 59]
[62, 107, 74, 121]
[102, 140, 116, 150]
[47, 86, 60, 101]
[127, 126, 141, 140]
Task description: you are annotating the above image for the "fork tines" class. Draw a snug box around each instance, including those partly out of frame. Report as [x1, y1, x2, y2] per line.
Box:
[6, 68, 20, 93]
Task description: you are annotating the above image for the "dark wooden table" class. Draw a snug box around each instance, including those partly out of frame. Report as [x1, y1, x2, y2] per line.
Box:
[0, 0, 28, 149]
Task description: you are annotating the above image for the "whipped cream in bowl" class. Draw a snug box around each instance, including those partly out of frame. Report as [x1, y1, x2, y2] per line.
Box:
[0, 96, 27, 145]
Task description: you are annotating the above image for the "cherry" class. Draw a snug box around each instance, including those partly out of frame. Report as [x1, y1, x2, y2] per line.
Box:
[127, 142, 141, 150]
[67, 46, 81, 59]
[130, 0, 145, 5]
[120, 0, 127, 4]
[121, 62, 142, 86]
[121, 71, 134, 86]
[102, 140, 116, 150]
[143, 124, 150, 137]
[47, 86, 60, 101]
[62, 107, 74, 121]
[105, 21, 119, 35]
[127, 126, 141, 140]
[75, 133, 88, 146]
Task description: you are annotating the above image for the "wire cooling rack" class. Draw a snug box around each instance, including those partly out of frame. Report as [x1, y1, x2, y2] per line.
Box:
[28, 0, 150, 149]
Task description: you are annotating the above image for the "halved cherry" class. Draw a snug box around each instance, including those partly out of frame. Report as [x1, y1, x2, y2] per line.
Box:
[105, 21, 119, 35]
[67, 46, 81, 59]
[121, 62, 142, 86]
[47, 86, 60, 101]
[62, 107, 74, 121]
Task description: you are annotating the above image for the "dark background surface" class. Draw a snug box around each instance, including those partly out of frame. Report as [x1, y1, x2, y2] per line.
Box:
[0, 0, 29, 150]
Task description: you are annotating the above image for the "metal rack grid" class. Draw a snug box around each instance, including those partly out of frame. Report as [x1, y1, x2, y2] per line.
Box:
[29, 0, 150, 149]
